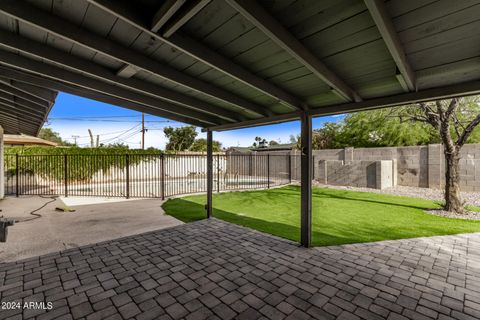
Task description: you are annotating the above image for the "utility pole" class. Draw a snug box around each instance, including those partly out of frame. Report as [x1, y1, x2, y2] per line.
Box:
[71, 135, 79, 146]
[141, 113, 145, 150]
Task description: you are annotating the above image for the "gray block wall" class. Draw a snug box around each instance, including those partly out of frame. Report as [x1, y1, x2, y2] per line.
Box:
[264, 144, 480, 191]
[228, 144, 480, 191]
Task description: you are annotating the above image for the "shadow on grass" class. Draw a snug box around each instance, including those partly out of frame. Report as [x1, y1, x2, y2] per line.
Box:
[269, 186, 440, 211]
[163, 196, 479, 247]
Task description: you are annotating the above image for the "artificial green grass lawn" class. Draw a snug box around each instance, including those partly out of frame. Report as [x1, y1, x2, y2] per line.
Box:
[162, 185, 480, 246]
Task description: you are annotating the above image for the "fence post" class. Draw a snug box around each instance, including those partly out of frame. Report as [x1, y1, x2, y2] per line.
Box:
[288, 154, 292, 183]
[64, 154, 68, 197]
[161, 154, 165, 200]
[125, 154, 130, 199]
[217, 154, 220, 192]
[267, 154, 270, 189]
[312, 155, 315, 180]
[15, 154, 19, 197]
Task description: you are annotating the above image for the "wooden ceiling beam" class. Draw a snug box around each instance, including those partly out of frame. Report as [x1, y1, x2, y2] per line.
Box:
[225, 0, 361, 103]
[0, 0, 270, 117]
[151, 0, 187, 33]
[0, 79, 57, 104]
[162, 0, 211, 37]
[87, 0, 305, 111]
[0, 66, 212, 128]
[0, 29, 244, 123]
[209, 80, 480, 131]
[0, 51, 224, 126]
[0, 82, 48, 109]
[364, 0, 416, 91]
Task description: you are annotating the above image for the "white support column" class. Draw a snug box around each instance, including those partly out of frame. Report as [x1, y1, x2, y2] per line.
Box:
[0, 125, 4, 199]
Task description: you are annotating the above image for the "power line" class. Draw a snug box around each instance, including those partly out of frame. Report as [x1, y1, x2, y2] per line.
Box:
[100, 125, 141, 144]
[47, 118, 174, 123]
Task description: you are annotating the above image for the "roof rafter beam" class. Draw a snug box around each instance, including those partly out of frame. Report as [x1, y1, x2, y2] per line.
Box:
[162, 0, 211, 38]
[87, 0, 306, 111]
[0, 82, 49, 108]
[0, 51, 225, 126]
[151, 0, 187, 33]
[0, 66, 212, 128]
[208, 80, 480, 131]
[0, 78, 57, 104]
[364, 0, 416, 91]
[0, 102, 45, 124]
[0, 0, 270, 117]
[0, 29, 244, 123]
[0, 91, 47, 115]
[225, 0, 361, 103]
[0, 117, 38, 133]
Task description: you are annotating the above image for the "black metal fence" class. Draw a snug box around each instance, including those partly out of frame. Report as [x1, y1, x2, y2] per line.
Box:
[3, 153, 292, 198]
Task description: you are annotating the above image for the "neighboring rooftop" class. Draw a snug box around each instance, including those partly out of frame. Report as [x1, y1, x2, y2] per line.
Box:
[4, 134, 58, 147]
[228, 143, 296, 153]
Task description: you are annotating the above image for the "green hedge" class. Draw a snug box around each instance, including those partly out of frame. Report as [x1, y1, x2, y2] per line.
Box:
[4, 146, 165, 181]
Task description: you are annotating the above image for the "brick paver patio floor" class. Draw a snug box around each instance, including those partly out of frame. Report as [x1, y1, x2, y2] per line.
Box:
[1, 219, 480, 320]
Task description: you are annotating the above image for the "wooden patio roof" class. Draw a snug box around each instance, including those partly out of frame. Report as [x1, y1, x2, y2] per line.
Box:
[0, 0, 478, 133]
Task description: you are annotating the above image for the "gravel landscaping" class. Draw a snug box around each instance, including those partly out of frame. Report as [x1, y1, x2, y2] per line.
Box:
[425, 208, 480, 220]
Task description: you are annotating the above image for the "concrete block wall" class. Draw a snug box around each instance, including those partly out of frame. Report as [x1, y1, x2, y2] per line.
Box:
[232, 144, 480, 191]
[316, 160, 395, 189]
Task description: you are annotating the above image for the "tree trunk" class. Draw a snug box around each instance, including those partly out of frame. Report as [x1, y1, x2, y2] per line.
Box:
[443, 150, 463, 213]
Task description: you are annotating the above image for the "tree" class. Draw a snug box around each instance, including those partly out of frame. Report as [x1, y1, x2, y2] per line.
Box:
[395, 96, 480, 213]
[190, 138, 222, 152]
[332, 109, 438, 148]
[312, 123, 342, 149]
[38, 128, 73, 146]
[269, 140, 279, 146]
[163, 126, 197, 152]
[252, 136, 267, 148]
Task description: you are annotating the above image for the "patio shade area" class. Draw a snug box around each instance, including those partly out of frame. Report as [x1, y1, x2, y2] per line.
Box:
[1, 219, 479, 320]
[0, 0, 479, 247]
[0, 0, 478, 130]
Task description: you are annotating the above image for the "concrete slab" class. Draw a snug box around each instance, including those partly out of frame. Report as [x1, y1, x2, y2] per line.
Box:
[0, 196, 182, 262]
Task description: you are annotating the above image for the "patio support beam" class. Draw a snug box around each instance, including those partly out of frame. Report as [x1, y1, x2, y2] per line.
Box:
[87, 0, 304, 111]
[151, 0, 187, 33]
[206, 130, 213, 218]
[300, 112, 312, 247]
[162, 0, 211, 38]
[0, 0, 271, 118]
[209, 80, 480, 131]
[0, 51, 224, 126]
[0, 67, 211, 128]
[364, 0, 416, 91]
[0, 29, 243, 123]
[0, 83, 49, 109]
[225, 0, 361, 103]
[0, 79, 57, 104]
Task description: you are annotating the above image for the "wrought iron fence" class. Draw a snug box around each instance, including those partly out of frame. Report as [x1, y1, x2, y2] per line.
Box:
[3, 153, 292, 198]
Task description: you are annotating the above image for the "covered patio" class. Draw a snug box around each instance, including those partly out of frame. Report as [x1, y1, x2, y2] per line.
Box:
[0, 0, 478, 247]
[0, 0, 480, 318]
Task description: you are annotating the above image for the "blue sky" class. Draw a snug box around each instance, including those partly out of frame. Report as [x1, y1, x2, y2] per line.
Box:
[44, 93, 344, 149]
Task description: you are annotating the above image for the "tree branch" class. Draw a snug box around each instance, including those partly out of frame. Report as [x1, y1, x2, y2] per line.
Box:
[457, 113, 480, 146]
[444, 97, 459, 119]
